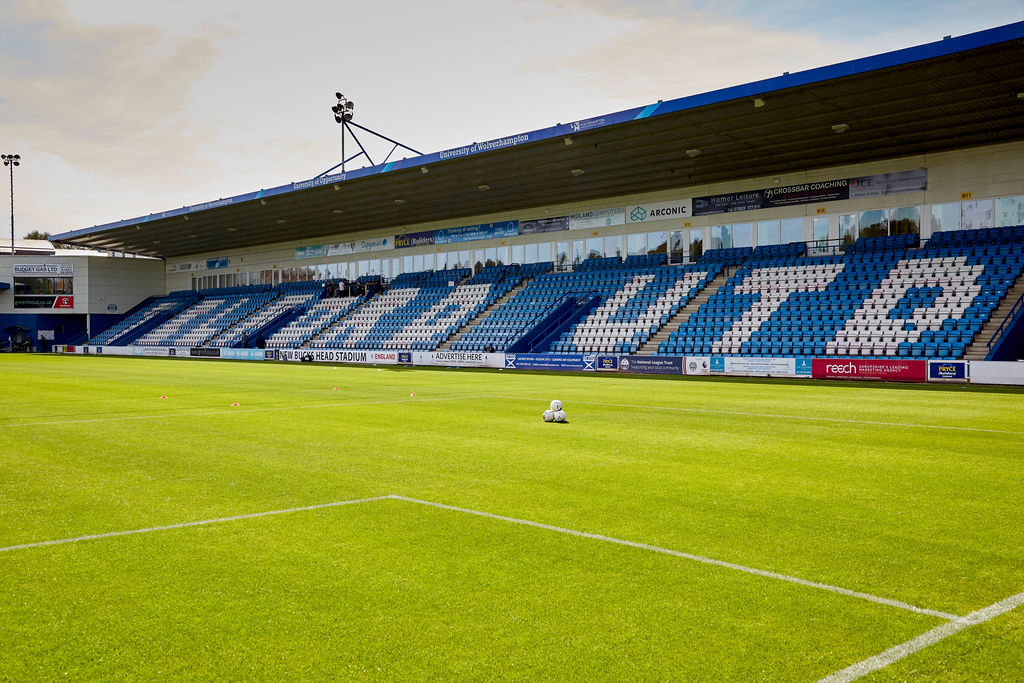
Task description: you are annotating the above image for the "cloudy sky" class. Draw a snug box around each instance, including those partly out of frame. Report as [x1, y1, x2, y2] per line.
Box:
[1, 0, 1020, 238]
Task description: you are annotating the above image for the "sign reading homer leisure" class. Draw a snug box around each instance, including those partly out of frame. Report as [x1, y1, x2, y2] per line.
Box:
[693, 169, 927, 217]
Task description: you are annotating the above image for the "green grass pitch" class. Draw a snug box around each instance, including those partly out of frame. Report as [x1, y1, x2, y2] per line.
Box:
[1, 354, 1022, 680]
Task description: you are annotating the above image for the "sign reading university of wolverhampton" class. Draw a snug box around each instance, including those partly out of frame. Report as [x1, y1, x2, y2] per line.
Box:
[627, 199, 692, 224]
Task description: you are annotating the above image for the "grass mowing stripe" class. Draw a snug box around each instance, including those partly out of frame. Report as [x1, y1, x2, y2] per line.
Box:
[0, 496, 389, 553]
[0, 396, 473, 427]
[818, 589, 1024, 682]
[391, 495, 958, 621]
[483, 395, 1024, 436]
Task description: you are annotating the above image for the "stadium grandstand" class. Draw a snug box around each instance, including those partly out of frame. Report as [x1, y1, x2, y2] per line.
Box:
[3, 21, 1023, 376]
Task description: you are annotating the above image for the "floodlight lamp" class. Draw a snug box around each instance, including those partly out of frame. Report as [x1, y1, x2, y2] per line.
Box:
[335, 115, 343, 123]
[335, 92, 343, 100]
[331, 105, 339, 113]
[345, 101, 354, 110]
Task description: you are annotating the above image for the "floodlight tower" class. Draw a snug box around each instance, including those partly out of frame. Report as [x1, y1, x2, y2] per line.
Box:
[1, 154, 19, 256]
[316, 92, 423, 179]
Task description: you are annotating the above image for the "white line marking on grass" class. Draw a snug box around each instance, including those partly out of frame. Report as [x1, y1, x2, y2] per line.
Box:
[481, 395, 1024, 436]
[818, 589, 1024, 682]
[0, 396, 472, 428]
[0, 495, 389, 553]
[389, 495, 958, 621]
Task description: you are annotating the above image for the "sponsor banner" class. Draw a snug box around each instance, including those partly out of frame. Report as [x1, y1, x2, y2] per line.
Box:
[206, 257, 229, 269]
[849, 169, 927, 199]
[438, 133, 531, 161]
[627, 199, 692, 224]
[190, 347, 221, 358]
[133, 346, 173, 357]
[435, 221, 519, 245]
[87, 345, 133, 356]
[395, 230, 436, 249]
[504, 353, 596, 372]
[722, 356, 798, 377]
[13, 263, 74, 275]
[264, 349, 278, 360]
[595, 356, 619, 371]
[795, 357, 813, 376]
[685, 356, 712, 375]
[519, 216, 569, 235]
[220, 348, 267, 361]
[327, 242, 355, 256]
[569, 208, 625, 231]
[928, 360, 968, 382]
[411, 351, 504, 368]
[763, 180, 849, 208]
[692, 190, 764, 216]
[710, 356, 727, 373]
[354, 237, 390, 253]
[618, 355, 683, 375]
[277, 348, 399, 364]
[398, 351, 412, 364]
[295, 245, 327, 259]
[692, 169, 926, 217]
[812, 358, 926, 382]
[13, 295, 74, 309]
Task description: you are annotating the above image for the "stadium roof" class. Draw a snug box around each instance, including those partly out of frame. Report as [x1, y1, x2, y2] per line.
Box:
[52, 21, 1024, 259]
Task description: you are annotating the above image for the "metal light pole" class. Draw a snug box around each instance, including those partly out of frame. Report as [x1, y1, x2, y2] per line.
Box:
[316, 93, 422, 179]
[1, 154, 19, 255]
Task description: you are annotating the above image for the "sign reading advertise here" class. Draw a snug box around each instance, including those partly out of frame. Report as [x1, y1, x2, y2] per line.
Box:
[812, 358, 926, 382]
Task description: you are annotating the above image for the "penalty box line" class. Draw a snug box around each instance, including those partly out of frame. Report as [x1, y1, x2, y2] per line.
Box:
[0, 496, 391, 553]
[818, 588, 1024, 683]
[390, 495, 956, 621]
[1, 493, 956, 623]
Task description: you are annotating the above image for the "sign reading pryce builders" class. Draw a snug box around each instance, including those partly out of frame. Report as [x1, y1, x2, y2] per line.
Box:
[812, 358, 926, 382]
[626, 199, 692, 224]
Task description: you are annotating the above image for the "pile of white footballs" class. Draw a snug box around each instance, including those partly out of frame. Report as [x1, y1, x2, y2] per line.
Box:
[542, 399, 568, 423]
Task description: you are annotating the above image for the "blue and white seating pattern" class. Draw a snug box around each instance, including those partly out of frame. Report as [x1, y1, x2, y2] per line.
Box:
[554, 268, 713, 354]
[265, 296, 361, 349]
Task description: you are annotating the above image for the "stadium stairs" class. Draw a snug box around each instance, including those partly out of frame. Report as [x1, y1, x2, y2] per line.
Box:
[963, 273, 1024, 360]
[435, 273, 537, 351]
[638, 270, 728, 355]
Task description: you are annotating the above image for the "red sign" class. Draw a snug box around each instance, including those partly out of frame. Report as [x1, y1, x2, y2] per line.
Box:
[812, 358, 926, 382]
[53, 295, 74, 309]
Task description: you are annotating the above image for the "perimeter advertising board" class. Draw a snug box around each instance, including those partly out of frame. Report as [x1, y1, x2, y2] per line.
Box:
[618, 355, 683, 375]
[928, 360, 968, 382]
[812, 359, 926, 382]
[504, 353, 596, 371]
[411, 351, 504, 368]
[277, 349, 399, 364]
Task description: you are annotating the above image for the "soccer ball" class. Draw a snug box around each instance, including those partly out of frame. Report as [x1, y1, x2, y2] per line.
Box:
[553, 410, 568, 423]
[550, 399, 562, 412]
[542, 410, 555, 422]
